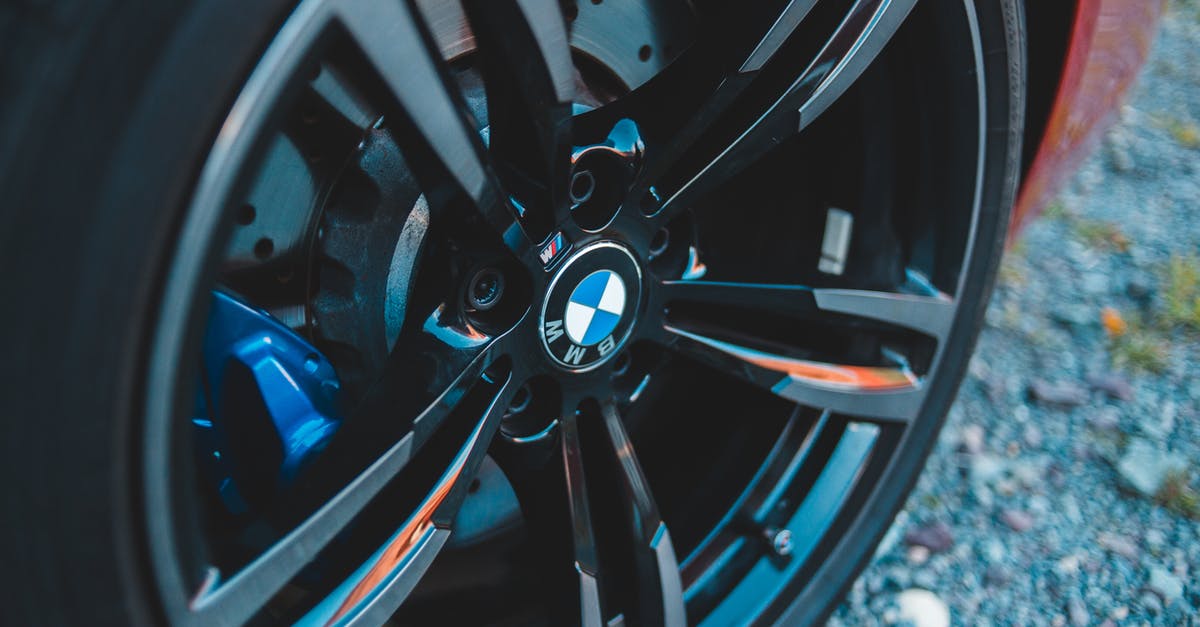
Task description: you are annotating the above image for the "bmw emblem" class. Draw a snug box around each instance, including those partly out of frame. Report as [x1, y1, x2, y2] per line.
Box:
[540, 241, 641, 371]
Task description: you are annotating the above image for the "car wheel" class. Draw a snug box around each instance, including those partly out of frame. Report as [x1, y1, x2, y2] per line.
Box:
[0, 0, 1024, 624]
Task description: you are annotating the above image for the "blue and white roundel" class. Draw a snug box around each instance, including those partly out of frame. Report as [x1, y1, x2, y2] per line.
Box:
[564, 270, 626, 346]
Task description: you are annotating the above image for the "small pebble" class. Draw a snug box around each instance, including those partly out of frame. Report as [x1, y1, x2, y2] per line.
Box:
[1068, 596, 1089, 626]
[1097, 532, 1139, 560]
[905, 521, 955, 553]
[1086, 372, 1135, 401]
[984, 565, 1011, 587]
[1117, 438, 1188, 497]
[1139, 591, 1163, 615]
[1147, 566, 1184, 606]
[1087, 406, 1122, 432]
[1022, 424, 1043, 448]
[960, 424, 986, 455]
[1029, 380, 1090, 407]
[1000, 509, 1035, 532]
[907, 545, 930, 565]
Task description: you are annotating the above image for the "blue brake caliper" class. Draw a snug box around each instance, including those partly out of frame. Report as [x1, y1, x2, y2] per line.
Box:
[194, 291, 342, 515]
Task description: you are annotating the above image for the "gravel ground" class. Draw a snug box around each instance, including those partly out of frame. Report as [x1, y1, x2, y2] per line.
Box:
[833, 6, 1200, 626]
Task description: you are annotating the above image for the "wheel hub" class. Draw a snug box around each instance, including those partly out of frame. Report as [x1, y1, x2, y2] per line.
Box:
[539, 240, 642, 371]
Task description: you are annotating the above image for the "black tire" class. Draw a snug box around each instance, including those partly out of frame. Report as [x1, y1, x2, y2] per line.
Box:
[0, 1, 296, 624]
[0, 1, 1024, 625]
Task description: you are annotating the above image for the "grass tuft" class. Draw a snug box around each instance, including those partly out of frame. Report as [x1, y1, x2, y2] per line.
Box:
[1109, 312, 1170, 373]
[1157, 470, 1200, 520]
[1069, 218, 1131, 252]
[1162, 254, 1200, 331]
[1166, 117, 1200, 149]
[1074, 219, 1131, 252]
[1042, 201, 1072, 221]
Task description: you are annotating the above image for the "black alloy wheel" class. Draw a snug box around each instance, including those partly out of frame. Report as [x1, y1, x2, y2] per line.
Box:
[0, 0, 1025, 625]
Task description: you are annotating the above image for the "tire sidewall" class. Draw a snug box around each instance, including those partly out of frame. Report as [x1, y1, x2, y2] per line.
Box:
[0, 0, 297, 623]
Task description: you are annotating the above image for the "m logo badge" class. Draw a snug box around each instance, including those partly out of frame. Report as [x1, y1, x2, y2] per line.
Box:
[538, 231, 569, 268]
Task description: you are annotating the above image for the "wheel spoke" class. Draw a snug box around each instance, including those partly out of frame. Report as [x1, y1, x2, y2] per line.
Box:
[739, 0, 822, 73]
[661, 279, 955, 340]
[334, 0, 528, 251]
[660, 324, 923, 422]
[289, 303, 519, 515]
[812, 287, 955, 342]
[577, 0, 816, 214]
[559, 412, 605, 627]
[303, 369, 517, 625]
[658, 0, 917, 216]
[595, 402, 687, 627]
[651, 279, 947, 419]
[188, 363, 512, 625]
[552, 405, 686, 626]
[462, 0, 575, 227]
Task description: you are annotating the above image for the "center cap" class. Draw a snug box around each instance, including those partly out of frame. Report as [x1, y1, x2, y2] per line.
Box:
[540, 241, 641, 371]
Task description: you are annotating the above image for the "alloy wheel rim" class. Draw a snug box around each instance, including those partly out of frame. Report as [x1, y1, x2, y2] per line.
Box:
[139, 0, 993, 624]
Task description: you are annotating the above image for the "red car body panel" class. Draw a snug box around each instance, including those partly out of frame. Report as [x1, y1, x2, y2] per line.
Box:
[1010, 0, 1164, 238]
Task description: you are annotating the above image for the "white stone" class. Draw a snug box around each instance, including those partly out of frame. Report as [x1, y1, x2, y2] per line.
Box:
[895, 589, 950, 627]
[1117, 438, 1187, 497]
[1147, 567, 1184, 605]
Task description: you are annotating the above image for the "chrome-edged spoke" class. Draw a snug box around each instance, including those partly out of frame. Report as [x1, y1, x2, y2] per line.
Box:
[470, 0, 575, 104]
[462, 0, 574, 229]
[302, 369, 517, 626]
[577, 568, 604, 627]
[559, 412, 605, 626]
[572, 0, 817, 212]
[557, 404, 686, 627]
[813, 288, 955, 341]
[653, 279, 945, 420]
[661, 0, 917, 215]
[187, 431, 416, 625]
[661, 325, 924, 422]
[791, 0, 919, 131]
[739, 0, 821, 72]
[335, 0, 484, 200]
[335, 0, 526, 249]
[597, 402, 687, 627]
[662, 279, 955, 340]
[187, 368, 506, 626]
[290, 305, 518, 511]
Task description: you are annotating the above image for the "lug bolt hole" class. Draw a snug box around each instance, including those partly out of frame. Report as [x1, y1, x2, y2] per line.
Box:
[569, 169, 596, 205]
[649, 228, 670, 259]
[506, 383, 533, 416]
[253, 238, 274, 260]
[569, 151, 628, 231]
[467, 268, 505, 311]
[612, 351, 632, 377]
[236, 203, 256, 226]
[501, 376, 558, 440]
